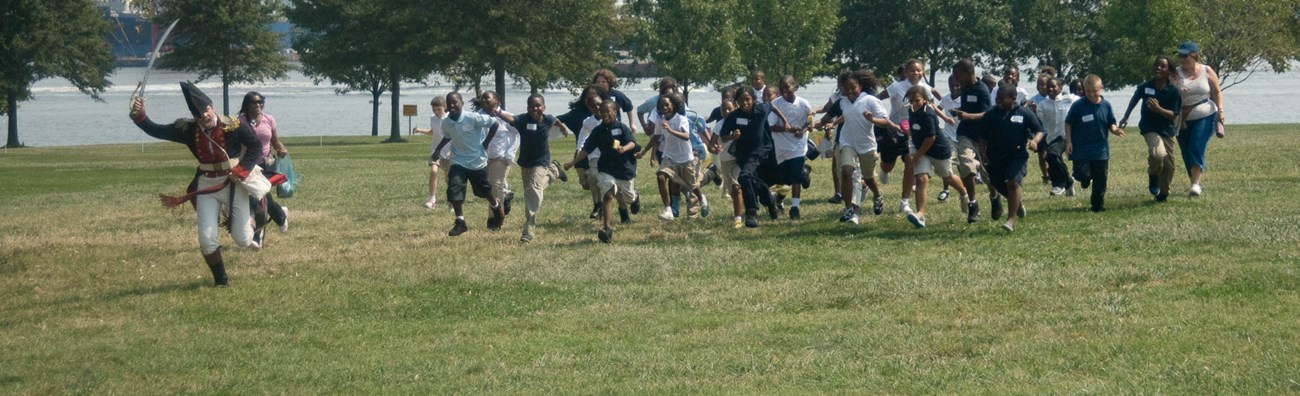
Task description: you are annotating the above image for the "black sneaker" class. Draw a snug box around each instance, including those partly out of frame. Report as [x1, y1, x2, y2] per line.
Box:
[789, 206, 800, 220]
[1017, 203, 1026, 218]
[503, 191, 515, 216]
[766, 202, 779, 220]
[938, 189, 950, 202]
[553, 160, 569, 182]
[597, 226, 613, 243]
[774, 194, 785, 212]
[828, 193, 843, 204]
[630, 198, 641, 214]
[619, 207, 630, 224]
[990, 197, 1003, 221]
[448, 219, 469, 236]
[967, 201, 979, 224]
[872, 196, 884, 216]
[1080, 179, 1091, 189]
[487, 215, 502, 231]
[1155, 193, 1168, 202]
[801, 165, 812, 189]
[1148, 175, 1159, 196]
[744, 213, 759, 228]
[589, 203, 601, 219]
[838, 207, 854, 222]
[708, 164, 721, 186]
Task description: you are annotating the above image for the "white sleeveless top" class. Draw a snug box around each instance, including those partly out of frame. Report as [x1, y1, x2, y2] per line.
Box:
[1178, 64, 1217, 121]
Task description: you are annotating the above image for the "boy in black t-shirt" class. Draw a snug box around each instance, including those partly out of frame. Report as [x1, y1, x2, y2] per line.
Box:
[978, 86, 1045, 232]
[493, 94, 570, 243]
[564, 100, 640, 243]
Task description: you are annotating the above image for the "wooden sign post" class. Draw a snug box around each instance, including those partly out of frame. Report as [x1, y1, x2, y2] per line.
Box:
[403, 104, 418, 135]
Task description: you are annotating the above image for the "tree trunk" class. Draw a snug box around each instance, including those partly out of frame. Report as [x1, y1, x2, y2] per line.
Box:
[388, 67, 401, 142]
[222, 78, 230, 116]
[371, 83, 381, 137]
[494, 61, 506, 110]
[5, 90, 19, 148]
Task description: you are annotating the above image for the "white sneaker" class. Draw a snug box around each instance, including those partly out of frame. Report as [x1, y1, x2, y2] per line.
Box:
[1050, 186, 1065, 196]
[658, 206, 675, 221]
[423, 197, 437, 209]
[900, 201, 913, 214]
[878, 170, 890, 184]
[279, 206, 289, 233]
[1189, 184, 1202, 197]
[848, 213, 861, 225]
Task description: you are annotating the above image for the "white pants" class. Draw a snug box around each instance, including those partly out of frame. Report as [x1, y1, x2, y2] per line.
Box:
[196, 175, 254, 254]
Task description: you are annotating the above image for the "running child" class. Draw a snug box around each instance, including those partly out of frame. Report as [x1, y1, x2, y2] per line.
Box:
[767, 76, 815, 219]
[904, 85, 974, 228]
[414, 96, 450, 209]
[720, 89, 791, 228]
[641, 92, 699, 220]
[949, 59, 994, 222]
[1065, 74, 1125, 212]
[814, 69, 895, 226]
[438, 92, 502, 236]
[1035, 76, 1078, 196]
[977, 86, 1045, 232]
[565, 100, 640, 243]
[708, 99, 745, 228]
[492, 94, 571, 242]
[1118, 56, 1182, 202]
[475, 91, 518, 223]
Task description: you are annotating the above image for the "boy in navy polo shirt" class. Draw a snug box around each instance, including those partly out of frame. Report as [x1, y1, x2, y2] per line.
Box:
[905, 85, 973, 228]
[1066, 75, 1125, 212]
[565, 100, 640, 243]
[950, 59, 993, 221]
[493, 94, 570, 242]
[1119, 57, 1182, 202]
[978, 86, 1045, 232]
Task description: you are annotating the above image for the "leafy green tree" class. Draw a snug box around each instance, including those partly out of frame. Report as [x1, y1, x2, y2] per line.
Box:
[1187, 0, 1300, 90]
[1088, 0, 1193, 87]
[994, 0, 1102, 82]
[1, 0, 114, 148]
[832, 0, 1010, 84]
[289, 0, 453, 140]
[444, 0, 628, 103]
[736, 0, 841, 86]
[625, 0, 747, 101]
[156, 0, 290, 115]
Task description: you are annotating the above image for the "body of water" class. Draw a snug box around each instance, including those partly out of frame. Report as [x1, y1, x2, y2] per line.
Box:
[6, 66, 1299, 147]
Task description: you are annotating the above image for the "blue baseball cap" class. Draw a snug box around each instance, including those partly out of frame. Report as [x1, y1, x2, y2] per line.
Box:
[1177, 41, 1200, 55]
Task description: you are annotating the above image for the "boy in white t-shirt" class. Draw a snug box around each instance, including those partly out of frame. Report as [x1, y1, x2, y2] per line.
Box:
[475, 91, 518, 221]
[414, 96, 449, 209]
[767, 76, 814, 219]
[936, 78, 963, 203]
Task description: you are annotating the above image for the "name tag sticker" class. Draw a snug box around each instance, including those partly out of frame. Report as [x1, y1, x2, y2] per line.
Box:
[737, 118, 749, 126]
[967, 95, 978, 102]
[1010, 115, 1024, 123]
[911, 123, 921, 131]
[1082, 114, 1095, 123]
[611, 128, 622, 136]
[1144, 88, 1156, 96]
[527, 123, 538, 131]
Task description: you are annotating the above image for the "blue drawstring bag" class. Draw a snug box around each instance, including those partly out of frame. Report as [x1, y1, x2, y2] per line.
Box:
[276, 153, 299, 198]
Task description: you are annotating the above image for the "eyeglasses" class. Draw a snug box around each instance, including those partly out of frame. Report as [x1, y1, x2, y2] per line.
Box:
[256, 99, 266, 105]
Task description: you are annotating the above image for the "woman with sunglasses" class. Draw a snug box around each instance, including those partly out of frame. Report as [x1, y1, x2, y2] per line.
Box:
[239, 91, 289, 246]
[1173, 41, 1225, 198]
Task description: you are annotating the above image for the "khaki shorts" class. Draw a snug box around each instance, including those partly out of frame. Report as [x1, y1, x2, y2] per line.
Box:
[578, 167, 598, 190]
[720, 159, 741, 189]
[955, 136, 982, 177]
[658, 158, 699, 189]
[835, 145, 880, 178]
[596, 172, 637, 205]
[914, 155, 954, 178]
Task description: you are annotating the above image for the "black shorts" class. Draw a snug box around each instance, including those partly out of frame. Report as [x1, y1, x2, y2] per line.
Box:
[446, 164, 492, 202]
[774, 157, 807, 186]
[876, 131, 908, 164]
[986, 155, 1028, 196]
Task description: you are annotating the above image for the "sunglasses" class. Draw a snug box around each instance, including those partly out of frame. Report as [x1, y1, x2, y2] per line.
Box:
[1177, 53, 1190, 58]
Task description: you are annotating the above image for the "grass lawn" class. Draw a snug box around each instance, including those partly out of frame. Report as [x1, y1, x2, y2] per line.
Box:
[1, 124, 1298, 393]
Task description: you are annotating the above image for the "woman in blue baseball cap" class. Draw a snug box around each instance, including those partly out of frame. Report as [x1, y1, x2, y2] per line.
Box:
[1174, 40, 1225, 198]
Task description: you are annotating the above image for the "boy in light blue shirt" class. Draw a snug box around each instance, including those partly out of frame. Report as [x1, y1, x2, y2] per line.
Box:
[438, 92, 502, 236]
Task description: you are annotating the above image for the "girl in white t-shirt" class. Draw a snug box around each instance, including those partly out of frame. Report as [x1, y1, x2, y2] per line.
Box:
[878, 59, 939, 214]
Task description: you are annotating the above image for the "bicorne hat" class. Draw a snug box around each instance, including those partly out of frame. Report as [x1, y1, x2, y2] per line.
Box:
[181, 81, 213, 119]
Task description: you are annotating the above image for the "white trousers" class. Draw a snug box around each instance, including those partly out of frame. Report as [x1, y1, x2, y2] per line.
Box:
[195, 175, 254, 254]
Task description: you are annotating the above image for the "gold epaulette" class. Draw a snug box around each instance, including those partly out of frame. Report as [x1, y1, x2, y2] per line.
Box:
[220, 115, 240, 133]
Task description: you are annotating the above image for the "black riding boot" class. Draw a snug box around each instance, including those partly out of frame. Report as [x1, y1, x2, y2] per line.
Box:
[203, 248, 229, 287]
